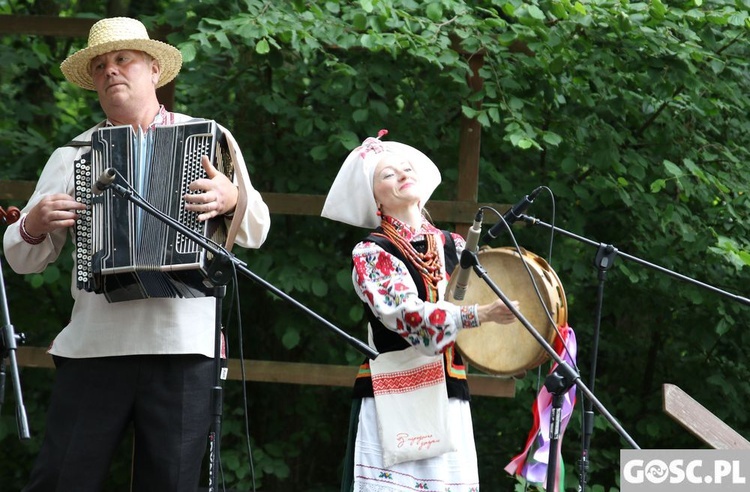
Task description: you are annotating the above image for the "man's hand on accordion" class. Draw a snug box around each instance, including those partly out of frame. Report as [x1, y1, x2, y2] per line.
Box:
[25, 193, 88, 236]
[183, 155, 239, 221]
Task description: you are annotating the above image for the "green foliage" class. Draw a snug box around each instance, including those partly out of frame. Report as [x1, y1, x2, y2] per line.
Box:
[1, 0, 749, 491]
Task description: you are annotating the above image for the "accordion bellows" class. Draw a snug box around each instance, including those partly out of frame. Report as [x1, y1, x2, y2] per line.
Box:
[74, 120, 232, 302]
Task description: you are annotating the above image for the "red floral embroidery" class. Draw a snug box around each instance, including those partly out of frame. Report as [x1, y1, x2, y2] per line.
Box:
[393, 282, 410, 292]
[429, 309, 447, 326]
[353, 255, 367, 280]
[436, 330, 445, 344]
[375, 251, 394, 276]
[404, 311, 423, 327]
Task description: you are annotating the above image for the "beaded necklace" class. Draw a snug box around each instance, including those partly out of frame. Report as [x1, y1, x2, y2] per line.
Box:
[378, 218, 442, 302]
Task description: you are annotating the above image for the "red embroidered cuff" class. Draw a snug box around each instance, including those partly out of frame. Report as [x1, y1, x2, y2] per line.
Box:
[20, 215, 47, 245]
[460, 304, 480, 328]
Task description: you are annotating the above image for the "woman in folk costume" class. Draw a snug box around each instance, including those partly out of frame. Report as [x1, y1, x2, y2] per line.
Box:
[322, 130, 519, 491]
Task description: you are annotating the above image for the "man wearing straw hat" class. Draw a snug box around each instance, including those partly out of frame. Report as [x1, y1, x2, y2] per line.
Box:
[3, 17, 270, 491]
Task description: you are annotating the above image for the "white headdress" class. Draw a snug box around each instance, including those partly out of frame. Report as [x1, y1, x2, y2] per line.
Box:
[321, 130, 441, 229]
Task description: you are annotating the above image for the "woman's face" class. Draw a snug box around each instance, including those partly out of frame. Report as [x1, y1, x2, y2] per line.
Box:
[372, 152, 421, 213]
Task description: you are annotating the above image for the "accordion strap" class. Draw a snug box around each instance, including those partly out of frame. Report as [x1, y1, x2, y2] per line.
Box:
[64, 140, 91, 147]
[65, 121, 107, 148]
[219, 126, 248, 251]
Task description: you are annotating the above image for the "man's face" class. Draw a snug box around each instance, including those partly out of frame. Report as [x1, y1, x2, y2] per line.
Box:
[89, 50, 159, 106]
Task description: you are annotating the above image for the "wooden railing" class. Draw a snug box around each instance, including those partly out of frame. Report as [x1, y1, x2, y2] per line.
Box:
[0, 181, 502, 224]
[663, 384, 750, 449]
[15, 346, 516, 397]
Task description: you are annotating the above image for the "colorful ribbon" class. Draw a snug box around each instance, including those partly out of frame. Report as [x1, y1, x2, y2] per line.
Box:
[505, 323, 578, 492]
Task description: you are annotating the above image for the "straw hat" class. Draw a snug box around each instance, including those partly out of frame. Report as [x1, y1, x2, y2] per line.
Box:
[60, 17, 182, 91]
[321, 130, 441, 229]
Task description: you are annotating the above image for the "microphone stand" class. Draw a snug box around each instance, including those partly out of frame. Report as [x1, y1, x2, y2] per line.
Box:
[516, 213, 750, 491]
[102, 181, 378, 491]
[517, 215, 750, 307]
[578, 243, 617, 491]
[0, 206, 31, 441]
[459, 248, 640, 492]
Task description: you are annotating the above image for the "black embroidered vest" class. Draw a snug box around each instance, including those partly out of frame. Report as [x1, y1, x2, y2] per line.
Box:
[352, 228, 470, 401]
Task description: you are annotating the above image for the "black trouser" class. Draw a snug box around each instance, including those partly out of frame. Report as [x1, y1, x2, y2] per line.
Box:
[23, 354, 214, 492]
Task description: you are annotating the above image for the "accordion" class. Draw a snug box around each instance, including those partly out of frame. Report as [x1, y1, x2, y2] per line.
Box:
[74, 120, 233, 303]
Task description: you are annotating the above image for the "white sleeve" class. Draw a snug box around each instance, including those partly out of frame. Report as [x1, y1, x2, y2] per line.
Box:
[3, 146, 80, 274]
[218, 124, 270, 250]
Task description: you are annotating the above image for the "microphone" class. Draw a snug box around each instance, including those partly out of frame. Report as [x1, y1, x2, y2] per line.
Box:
[92, 168, 117, 195]
[451, 209, 483, 301]
[481, 186, 543, 244]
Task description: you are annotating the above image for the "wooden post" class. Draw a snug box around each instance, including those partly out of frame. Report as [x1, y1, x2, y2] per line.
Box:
[454, 51, 485, 238]
[156, 82, 175, 112]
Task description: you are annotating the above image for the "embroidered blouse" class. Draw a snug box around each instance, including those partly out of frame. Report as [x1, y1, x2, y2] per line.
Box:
[352, 215, 480, 357]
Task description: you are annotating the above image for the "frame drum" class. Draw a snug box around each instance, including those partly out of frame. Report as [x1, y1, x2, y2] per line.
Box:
[446, 247, 567, 376]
